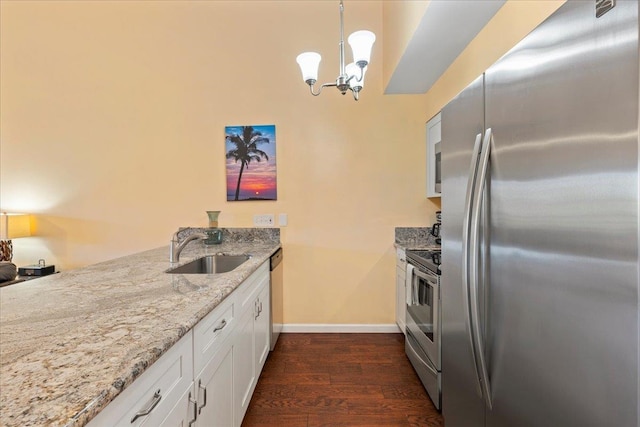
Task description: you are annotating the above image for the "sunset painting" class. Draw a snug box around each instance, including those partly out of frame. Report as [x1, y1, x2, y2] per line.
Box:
[225, 125, 277, 201]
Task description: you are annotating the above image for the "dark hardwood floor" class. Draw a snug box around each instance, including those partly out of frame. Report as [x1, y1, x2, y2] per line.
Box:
[242, 333, 444, 427]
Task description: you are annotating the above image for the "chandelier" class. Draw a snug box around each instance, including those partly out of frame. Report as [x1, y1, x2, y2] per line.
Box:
[295, 1, 376, 101]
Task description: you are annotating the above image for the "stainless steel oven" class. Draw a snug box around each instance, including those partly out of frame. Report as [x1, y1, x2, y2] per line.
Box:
[405, 250, 441, 410]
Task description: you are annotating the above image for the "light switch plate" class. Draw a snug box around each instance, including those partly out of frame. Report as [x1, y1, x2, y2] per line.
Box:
[253, 214, 274, 227]
[278, 213, 288, 226]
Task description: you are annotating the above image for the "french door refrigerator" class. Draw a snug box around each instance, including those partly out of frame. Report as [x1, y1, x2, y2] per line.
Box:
[440, 1, 639, 426]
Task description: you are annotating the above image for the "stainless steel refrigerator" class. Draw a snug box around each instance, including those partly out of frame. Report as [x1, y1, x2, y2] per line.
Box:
[440, 1, 639, 426]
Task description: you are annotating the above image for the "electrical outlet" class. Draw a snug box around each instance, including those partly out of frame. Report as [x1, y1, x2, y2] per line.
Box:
[253, 214, 274, 227]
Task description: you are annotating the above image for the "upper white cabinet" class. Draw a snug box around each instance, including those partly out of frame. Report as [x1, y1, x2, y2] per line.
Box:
[426, 112, 442, 198]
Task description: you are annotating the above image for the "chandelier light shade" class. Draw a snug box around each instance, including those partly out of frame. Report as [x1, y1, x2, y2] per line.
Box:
[296, 52, 322, 84]
[348, 30, 376, 66]
[296, 0, 375, 101]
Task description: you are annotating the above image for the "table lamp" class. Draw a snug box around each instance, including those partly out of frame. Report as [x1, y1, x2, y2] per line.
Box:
[0, 213, 32, 262]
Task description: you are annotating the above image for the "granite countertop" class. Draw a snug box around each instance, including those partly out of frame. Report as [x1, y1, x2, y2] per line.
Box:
[394, 226, 440, 251]
[0, 229, 280, 427]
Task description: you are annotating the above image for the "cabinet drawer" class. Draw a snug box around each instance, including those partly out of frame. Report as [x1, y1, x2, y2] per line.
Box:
[88, 333, 193, 427]
[193, 294, 235, 377]
[237, 262, 269, 313]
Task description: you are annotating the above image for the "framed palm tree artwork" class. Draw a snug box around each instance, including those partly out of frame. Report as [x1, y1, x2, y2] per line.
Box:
[225, 125, 277, 201]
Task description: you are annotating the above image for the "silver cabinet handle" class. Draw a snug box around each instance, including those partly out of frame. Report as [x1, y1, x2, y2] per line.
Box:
[213, 319, 227, 333]
[130, 389, 162, 423]
[197, 379, 207, 414]
[469, 127, 493, 410]
[254, 299, 263, 319]
[255, 300, 259, 319]
[188, 391, 198, 426]
[462, 132, 484, 398]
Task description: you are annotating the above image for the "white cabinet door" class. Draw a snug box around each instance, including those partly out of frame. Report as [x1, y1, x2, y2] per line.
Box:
[158, 384, 196, 426]
[396, 248, 407, 334]
[195, 336, 234, 427]
[233, 261, 270, 425]
[254, 278, 270, 372]
[233, 302, 256, 424]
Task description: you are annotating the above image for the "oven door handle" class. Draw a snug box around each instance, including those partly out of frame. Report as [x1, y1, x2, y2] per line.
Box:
[462, 132, 484, 398]
[406, 263, 440, 355]
[469, 128, 493, 410]
[412, 266, 437, 283]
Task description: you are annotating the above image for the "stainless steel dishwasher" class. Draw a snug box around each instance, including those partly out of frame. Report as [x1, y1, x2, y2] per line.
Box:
[269, 248, 283, 351]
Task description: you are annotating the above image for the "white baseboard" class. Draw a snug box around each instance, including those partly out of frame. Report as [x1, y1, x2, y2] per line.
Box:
[281, 324, 401, 333]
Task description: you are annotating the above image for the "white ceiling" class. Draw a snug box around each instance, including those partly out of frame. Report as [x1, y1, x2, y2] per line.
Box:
[385, 0, 506, 94]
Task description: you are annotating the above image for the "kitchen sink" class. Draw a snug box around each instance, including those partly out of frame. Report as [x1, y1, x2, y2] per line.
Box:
[167, 254, 251, 274]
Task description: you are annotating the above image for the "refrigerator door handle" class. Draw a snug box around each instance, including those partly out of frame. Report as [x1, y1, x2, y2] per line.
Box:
[469, 127, 493, 409]
[461, 132, 484, 397]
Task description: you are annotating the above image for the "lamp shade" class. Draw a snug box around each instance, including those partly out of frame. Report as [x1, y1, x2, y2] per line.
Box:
[348, 30, 375, 66]
[296, 52, 322, 83]
[0, 213, 32, 239]
[346, 63, 367, 90]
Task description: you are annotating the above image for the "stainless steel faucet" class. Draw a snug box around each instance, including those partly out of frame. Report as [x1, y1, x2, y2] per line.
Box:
[169, 229, 207, 263]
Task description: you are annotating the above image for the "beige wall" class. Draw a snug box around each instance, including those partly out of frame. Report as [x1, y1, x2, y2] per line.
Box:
[0, 0, 435, 325]
[0, 0, 564, 325]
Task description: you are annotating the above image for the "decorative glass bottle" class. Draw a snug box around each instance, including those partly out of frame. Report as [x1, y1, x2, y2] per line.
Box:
[205, 211, 222, 245]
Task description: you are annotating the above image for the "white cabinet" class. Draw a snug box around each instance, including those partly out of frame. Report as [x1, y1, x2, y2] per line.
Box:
[193, 291, 236, 427]
[254, 282, 270, 371]
[159, 386, 197, 426]
[234, 301, 256, 422]
[193, 292, 235, 377]
[233, 262, 270, 424]
[88, 260, 271, 427]
[396, 248, 407, 334]
[87, 333, 194, 427]
[195, 335, 234, 427]
[426, 112, 442, 198]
